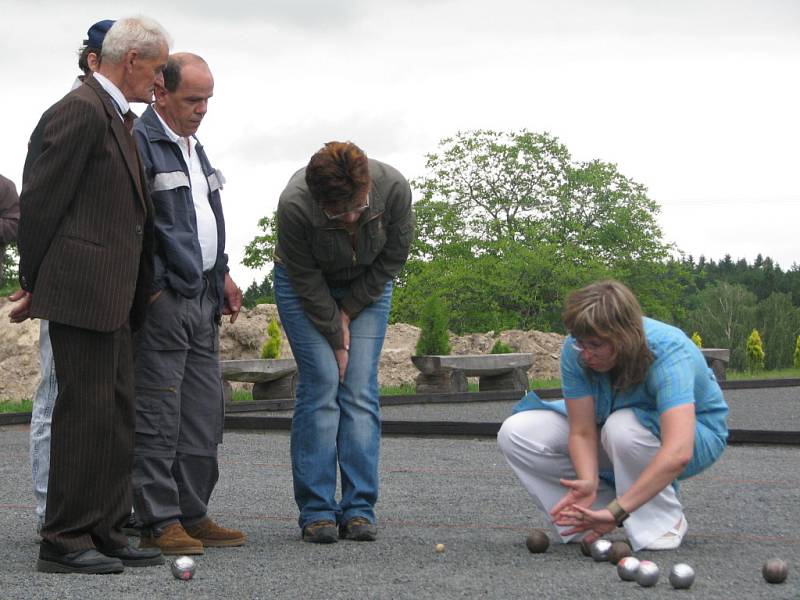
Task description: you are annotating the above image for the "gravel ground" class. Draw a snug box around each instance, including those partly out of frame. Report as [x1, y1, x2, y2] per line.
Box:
[0, 424, 798, 599]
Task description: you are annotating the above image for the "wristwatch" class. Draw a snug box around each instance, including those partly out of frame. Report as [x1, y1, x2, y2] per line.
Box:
[606, 498, 630, 526]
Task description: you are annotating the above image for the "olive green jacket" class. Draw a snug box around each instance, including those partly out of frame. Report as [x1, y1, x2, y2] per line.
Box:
[275, 159, 414, 350]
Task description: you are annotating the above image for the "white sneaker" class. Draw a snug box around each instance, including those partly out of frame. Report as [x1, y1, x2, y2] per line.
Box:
[645, 515, 688, 550]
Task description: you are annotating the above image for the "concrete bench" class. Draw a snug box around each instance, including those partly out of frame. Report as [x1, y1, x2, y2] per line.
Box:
[220, 359, 297, 400]
[411, 353, 534, 394]
[700, 348, 730, 381]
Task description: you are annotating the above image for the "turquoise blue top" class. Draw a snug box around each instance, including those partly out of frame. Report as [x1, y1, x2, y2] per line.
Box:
[513, 317, 728, 480]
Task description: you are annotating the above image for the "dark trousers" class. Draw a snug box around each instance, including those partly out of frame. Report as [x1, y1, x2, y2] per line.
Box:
[42, 321, 134, 553]
[132, 284, 223, 530]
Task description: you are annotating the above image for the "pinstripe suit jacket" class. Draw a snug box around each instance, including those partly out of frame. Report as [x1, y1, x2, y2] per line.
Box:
[18, 76, 154, 332]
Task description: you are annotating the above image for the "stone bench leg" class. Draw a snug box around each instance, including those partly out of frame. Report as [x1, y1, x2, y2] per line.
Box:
[478, 367, 529, 392]
[415, 370, 467, 394]
[222, 380, 233, 403]
[252, 372, 297, 400]
[706, 359, 727, 381]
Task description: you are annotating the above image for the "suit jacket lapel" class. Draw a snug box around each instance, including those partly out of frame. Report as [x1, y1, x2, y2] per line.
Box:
[84, 77, 146, 212]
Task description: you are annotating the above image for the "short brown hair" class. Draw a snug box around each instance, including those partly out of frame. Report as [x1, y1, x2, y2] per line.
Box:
[305, 141, 371, 213]
[562, 279, 653, 391]
[77, 46, 101, 75]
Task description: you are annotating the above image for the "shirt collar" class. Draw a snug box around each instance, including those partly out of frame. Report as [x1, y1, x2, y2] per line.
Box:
[93, 73, 129, 117]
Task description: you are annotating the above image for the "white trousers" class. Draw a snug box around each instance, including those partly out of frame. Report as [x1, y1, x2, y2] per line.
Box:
[497, 408, 683, 550]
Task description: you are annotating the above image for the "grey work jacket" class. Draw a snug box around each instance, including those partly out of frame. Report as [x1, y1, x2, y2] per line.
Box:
[275, 159, 414, 350]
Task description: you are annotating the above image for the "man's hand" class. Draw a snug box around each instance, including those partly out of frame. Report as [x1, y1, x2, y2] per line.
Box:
[222, 273, 242, 323]
[8, 289, 32, 323]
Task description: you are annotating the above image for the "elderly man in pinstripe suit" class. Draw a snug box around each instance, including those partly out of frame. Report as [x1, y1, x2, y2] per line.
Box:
[15, 17, 171, 574]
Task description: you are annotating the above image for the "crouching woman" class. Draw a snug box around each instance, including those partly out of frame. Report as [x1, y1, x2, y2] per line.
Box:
[497, 280, 728, 550]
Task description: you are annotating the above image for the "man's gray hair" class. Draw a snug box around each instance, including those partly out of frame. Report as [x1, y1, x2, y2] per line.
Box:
[101, 16, 172, 64]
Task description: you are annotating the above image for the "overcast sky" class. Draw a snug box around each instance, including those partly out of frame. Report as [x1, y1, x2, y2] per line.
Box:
[1, 0, 798, 288]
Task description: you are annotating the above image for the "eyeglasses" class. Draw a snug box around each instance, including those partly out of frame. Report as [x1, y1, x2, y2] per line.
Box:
[571, 339, 611, 356]
[322, 196, 370, 220]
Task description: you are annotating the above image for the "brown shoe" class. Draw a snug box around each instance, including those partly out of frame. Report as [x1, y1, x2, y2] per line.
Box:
[339, 517, 377, 541]
[139, 523, 203, 556]
[184, 518, 246, 548]
[302, 520, 338, 544]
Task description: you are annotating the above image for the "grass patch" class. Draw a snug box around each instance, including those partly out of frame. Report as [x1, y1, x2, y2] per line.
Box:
[530, 377, 561, 389]
[379, 383, 416, 396]
[0, 399, 32, 413]
[230, 388, 254, 402]
[726, 368, 800, 380]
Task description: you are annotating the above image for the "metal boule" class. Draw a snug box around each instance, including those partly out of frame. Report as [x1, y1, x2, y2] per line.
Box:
[635, 560, 660, 587]
[669, 563, 695, 589]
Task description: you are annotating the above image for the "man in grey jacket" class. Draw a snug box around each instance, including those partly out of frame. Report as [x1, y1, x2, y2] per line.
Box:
[131, 53, 245, 556]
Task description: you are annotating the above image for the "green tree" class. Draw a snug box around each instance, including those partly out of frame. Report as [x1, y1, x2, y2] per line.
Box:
[415, 294, 451, 356]
[260, 318, 282, 359]
[793, 335, 800, 369]
[243, 274, 275, 308]
[682, 282, 757, 370]
[0, 243, 18, 295]
[412, 130, 669, 267]
[242, 214, 277, 270]
[756, 292, 800, 369]
[745, 329, 765, 372]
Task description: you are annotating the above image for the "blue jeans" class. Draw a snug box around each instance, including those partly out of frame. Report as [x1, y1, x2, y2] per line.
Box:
[30, 319, 58, 531]
[274, 264, 392, 529]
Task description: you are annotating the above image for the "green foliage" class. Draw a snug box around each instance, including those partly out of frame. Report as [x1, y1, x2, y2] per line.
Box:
[242, 214, 277, 270]
[260, 319, 282, 359]
[745, 329, 765, 372]
[411, 130, 669, 268]
[681, 282, 757, 371]
[755, 292, 800, 370]
[1, 243, 18, 291]
[393, 239, 610, 335]
[691, 332, 702, 348]
[243, 274, 275, 309]
[490, 340, 513, 354]
[794, 336, 800, 369]
[415, 294, 451, 356]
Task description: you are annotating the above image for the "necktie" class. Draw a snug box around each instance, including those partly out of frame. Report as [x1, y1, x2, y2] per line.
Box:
[123, 110, 135, 134]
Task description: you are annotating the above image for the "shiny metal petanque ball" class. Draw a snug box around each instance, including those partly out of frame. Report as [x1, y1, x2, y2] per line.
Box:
[635, 560, 660, 587]
[669, 563, 695, 589]
[617, 556, 641, 582]
[590, 539, 612, 562]
[762, 558, 789, 584]
[171, 556, 196, 581]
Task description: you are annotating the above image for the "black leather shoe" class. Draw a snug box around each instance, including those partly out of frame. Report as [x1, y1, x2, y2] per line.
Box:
[37, 547, 124, 574]
[102, 544, 164, 567]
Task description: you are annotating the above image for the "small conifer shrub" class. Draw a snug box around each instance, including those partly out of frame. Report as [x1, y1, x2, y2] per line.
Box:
[415, 295, 451, 356]
[690, 332, 702, 348]
[260, 318, 282, 359]
[745, 329, 765, 372]
[490, 340, 513, 354]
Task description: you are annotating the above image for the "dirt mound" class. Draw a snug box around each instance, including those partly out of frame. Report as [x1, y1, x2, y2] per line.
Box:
[0, 299, 564, 400]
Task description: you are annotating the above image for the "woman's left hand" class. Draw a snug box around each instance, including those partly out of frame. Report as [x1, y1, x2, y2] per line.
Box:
[555, 504, 618, 543]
